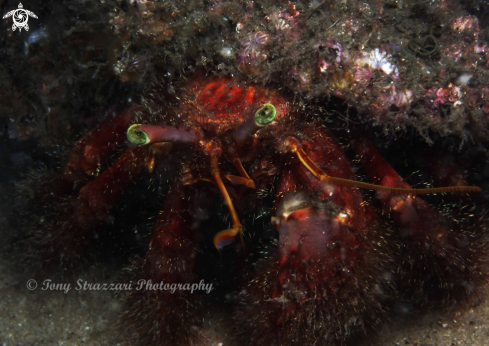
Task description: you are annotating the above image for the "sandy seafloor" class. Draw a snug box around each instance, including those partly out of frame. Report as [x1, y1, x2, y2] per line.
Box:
[1, 252, 489, 346]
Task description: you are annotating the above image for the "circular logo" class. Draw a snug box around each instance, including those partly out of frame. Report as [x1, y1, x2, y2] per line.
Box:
[26, 279, 37, 290]
[12, 9, 28, 28]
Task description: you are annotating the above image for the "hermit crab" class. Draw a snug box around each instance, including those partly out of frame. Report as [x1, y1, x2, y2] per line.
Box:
[22, 71, 486, 345]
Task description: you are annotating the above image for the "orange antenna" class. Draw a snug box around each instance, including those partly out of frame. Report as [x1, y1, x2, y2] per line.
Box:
[322, 176, 481, 194]
[286, 137, 481, 194]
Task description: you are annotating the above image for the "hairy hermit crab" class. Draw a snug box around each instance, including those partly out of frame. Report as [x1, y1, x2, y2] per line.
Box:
[22, 71, 487, 346]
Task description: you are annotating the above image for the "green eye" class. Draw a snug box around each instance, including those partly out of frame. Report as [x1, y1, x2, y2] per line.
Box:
[127, 124, 149, 145]
[255, 103, 276, 126]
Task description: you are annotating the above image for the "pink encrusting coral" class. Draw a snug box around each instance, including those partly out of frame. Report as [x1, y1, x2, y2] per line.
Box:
[231, 1, 489, 142]
[236, 31, 270, 75]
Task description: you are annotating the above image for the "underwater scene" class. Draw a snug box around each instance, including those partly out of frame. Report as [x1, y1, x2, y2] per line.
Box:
[1, 0, 489, 345]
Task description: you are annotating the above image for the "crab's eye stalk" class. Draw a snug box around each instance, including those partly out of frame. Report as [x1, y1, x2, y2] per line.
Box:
[255, 103, 276, 126]
[235, 103, 277, 145]
[127, 124, 150, 145]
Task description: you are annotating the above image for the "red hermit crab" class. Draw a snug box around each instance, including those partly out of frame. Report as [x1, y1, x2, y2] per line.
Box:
[24, 71, 486, 346]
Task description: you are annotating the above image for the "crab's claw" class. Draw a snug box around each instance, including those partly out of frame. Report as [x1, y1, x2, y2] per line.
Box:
[271, 191, 358, 268]
[233, 126, 391, 346]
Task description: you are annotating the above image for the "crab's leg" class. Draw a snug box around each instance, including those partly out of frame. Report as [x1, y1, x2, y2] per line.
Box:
[350, 137, 471, 239]
[233, 126, 391, 345]
[64, 107, 141, 182]
[27, 145, 151, 271]
[351, 137, 489, 302]
[121, 182, 207, 346]
[77, 145, 149, 220]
